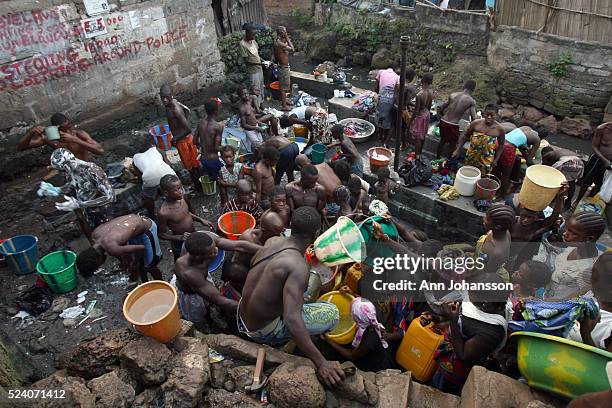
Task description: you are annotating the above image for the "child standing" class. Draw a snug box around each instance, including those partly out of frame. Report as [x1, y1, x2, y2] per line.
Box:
[254, 146, 279, 202]
[374, 167, 397, 203]
[157, 174, 215, 261]
[218, 145, 243, 204]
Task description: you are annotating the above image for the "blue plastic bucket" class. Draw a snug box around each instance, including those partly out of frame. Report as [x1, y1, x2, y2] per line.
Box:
[149, 124, 173, 151]
[0, 235, 39, 275]
[209, 249, 225, 274]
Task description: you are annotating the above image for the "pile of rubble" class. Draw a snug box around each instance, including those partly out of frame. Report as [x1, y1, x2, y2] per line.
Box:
[30, 321, 561, 408]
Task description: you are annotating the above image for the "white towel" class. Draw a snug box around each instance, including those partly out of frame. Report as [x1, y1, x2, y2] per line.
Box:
[461, 301, 508, 353]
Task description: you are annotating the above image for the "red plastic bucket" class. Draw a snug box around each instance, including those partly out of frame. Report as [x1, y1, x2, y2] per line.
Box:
[149, 124, 173, 151]
[218, 211, 256, 240]
[268, 81, 283, 101]
[474, 175, 500, 201]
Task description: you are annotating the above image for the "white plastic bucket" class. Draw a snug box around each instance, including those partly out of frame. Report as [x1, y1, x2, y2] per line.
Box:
[454, 166, 481, 197]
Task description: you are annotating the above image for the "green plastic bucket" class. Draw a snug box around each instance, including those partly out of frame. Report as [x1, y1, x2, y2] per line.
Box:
[311, 143, 327, 164]
[36, 250, 78, 294]
[314, 216, 365, 266]
[199, 175, 216, 196]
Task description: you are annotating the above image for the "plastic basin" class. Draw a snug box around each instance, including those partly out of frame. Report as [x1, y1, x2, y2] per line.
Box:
[123, 280, 181, 343]
[0, 235, 39, 275]
[36, 250, 78, 293]
[314, 216, 365, 266]
[218, 211, 256, 240]
[519, 165, 566, 211]
[511, 331, 612, 399]
[311, 143, 327, 165]
[148, 124, 173, 151]
[318, 291, 356, 345]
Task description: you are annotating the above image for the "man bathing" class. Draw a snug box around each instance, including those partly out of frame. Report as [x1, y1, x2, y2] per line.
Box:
[328, 124, 363, 178]
[157, 175, 214, 261]
[285, 164, 326, 213]
[18, 113, 104, 161]
[160, 84, 201, 188]
[239, 87, 278, 152]
[437, 80, 477, 159]
[254, 146, 279, 202]
[76, 214, 162, 282]
[238, 207, 346, 386]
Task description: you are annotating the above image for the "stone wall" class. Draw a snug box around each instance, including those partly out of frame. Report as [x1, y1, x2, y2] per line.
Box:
[0, 0, 224, 133]
[488, 26, 612, 124]
[264, 0, 314, 17]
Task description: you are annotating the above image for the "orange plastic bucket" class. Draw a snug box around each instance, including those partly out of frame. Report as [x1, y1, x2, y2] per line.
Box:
[123, 280, 181, 343]
[268, 81, 282, 101]
[218, 211, 256, 240]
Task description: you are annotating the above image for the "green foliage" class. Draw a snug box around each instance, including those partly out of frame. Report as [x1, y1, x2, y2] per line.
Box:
[217, 29, 274, 75]
[290, 10, 314, 27]
[546, 54, 573, 78]
[330, 16, 407, 54]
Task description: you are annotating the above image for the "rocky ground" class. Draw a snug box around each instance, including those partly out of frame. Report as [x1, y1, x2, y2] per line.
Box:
[18, 321, 564, 408]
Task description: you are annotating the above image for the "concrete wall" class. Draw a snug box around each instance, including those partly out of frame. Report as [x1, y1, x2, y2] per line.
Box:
[488, 26, 612, 124]
[0, 0, 225, 132]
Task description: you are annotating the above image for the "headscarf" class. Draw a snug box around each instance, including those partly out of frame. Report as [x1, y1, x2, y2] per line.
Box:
[50, 148, 79, 172]
[350, 297, 388, 349]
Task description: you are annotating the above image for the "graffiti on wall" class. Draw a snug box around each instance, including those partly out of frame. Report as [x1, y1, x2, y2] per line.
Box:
[0, 8, 189, 92]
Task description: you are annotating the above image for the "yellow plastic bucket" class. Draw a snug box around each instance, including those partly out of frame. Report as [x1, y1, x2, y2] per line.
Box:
[318, 291, 356, 345]
[199, 175, 216, 196]
[123, 280, 181, 343]
[519, 165, 566, 211]
[313, 216, 365, 266]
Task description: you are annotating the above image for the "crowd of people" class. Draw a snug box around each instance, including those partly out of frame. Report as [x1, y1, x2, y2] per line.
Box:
[15, 23, 611, 399]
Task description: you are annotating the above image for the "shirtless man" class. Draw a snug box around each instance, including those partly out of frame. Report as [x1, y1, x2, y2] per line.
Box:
[160, 85, 201, 188]
[437, 80, 477, 159]
[223, 211, 286, 294]
[295, 154, 342, 202]
[264, 135, 299, 183]
[239, 87, 271, 152]
[157, 175, 215, 261]
[327, 124, 364, 177]
[262, 186, 290, 227]
[453, 104, 506, 176]
[17, 113, 104, 161]
[197, 99, 224, 181]
[173, 231, 262, 329]
[254, 146, 279, 202]
[574, 121, 612, 206]
[285, 164, 326, 212]
[408, 73, 434, 158]
[273, 26, 294, 111]
[75, 214, 162, 282]
[238, 207, 346, 386]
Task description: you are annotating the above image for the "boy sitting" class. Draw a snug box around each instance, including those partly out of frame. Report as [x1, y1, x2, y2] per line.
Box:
[157, 174, 214, 261]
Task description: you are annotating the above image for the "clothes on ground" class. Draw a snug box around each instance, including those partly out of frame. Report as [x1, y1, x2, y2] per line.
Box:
[175, 135, 200, 171]
[239, 39, 262, 75]
[552, 156, 584, 182]
[220, 162, 243, 198]
[244, 130, 263, 153]
[535, 238, 600, 300]
[133, 147, 176, 189]
[568, 306, 612, 349]
[439, 119, 460, 144]
[278, 65, 291, 92]
[505, 128, 528, 148]
[310, 108, 332, 144]
[580, 154, 607, 188]
[352, 91, 377, 114]
[276, 142, 299, 176]
[464, 131, 498, 175]
[127, 218, 162, 269]
[411, 111, 430, 141]
[201, 158, 224, 181]
[237, 301, 339, 345]
[222, 198, 264, 220]
[290, 105, 308, 120]
[509, 296, 599, 338]
[499, 142, 517, 167]
[375, 85, 396, 130]
[376, 68, 400, 91]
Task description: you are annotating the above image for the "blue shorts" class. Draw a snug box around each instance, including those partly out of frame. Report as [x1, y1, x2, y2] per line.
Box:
[351, 159, 364, 177]
[201, 159, 224, 181]
[276, 142, 299, 176]
[128, 218, 162, 269]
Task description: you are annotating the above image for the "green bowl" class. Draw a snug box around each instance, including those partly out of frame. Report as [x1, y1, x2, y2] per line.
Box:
[511, 331, 612, 399]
